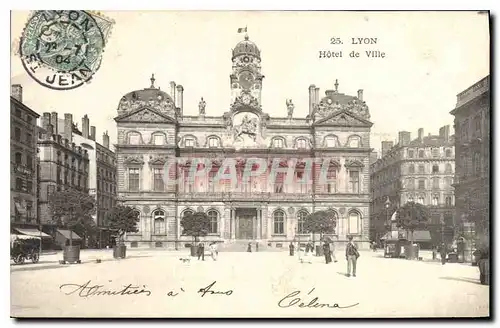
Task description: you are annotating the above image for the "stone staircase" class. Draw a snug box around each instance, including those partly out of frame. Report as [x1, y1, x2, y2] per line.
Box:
[218, 240, 284, 252]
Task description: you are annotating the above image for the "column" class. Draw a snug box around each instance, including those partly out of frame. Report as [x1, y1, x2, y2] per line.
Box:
[231, 209, 236, 240]
[257, 209, 262, 240]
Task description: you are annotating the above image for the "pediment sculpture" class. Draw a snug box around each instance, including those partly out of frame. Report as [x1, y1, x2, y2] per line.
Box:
[231, 90, 261, 111]
[124, 156, 145, 165]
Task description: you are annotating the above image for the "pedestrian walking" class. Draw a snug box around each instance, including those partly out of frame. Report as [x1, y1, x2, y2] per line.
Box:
[345, 236, 360, 277]
[209, 242, 218, 261]
[197, 242, 205, 261]
[247, 242, 252, 252]
[289, 242, 295, 256]
[330, 241, 338, 263]
[256, 242, 259, 252]
[440, 243, 447, 265]
[323, 242, 332, 264]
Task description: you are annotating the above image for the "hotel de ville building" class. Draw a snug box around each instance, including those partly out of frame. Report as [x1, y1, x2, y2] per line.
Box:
[115, 35, 373, 250]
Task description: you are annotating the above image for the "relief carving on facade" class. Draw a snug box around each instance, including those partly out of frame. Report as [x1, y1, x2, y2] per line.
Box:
[344, 158, 365, 168]
[233, 114, 258, 142]
[124, 109, 171, 123]
[124, 155, 145, 165]
[143, 205, 150, 214]
[148, 155, 168, 165]
[118, 97, 175, 114]
[315, 98, 370, 120]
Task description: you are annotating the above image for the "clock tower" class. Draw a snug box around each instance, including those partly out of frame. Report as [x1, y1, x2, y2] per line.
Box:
[230, 34, 264, 106]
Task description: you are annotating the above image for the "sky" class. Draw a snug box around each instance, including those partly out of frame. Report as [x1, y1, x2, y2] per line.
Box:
[10, 11, 490, 154]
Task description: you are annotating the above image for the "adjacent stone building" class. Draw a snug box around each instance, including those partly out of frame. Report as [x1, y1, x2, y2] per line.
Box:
[116, 34, 373, 249]
[450, 75, 490, 250]
[37, 113, 90, 233]
[10, 85, 40, 230]
[370, 127, 456, 245]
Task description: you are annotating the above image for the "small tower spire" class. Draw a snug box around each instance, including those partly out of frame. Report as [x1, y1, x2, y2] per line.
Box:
[150, 73, 156, 88]
[334, 79, 339, 92]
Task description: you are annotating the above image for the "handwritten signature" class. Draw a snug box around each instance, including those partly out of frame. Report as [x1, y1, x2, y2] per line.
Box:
[59, 280, 152, 297]
[197, 281, 233, 297]
[278, 288, 359, 309]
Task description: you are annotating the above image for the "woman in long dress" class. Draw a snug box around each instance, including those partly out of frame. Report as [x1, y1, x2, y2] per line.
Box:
[209, 242, 218, 261]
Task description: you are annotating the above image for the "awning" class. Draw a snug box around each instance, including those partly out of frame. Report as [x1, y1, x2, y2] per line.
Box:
[14, 228, 51, 239]
[380, 231, 399, 241]
[412, 230, 432, 242]
[11, 234, 40, 242]
[57, 229, 82, 240]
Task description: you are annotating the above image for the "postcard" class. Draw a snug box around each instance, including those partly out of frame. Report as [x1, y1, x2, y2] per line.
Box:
[10, 10, 490, 318]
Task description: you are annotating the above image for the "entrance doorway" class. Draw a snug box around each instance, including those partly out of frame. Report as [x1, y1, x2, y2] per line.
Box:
[236, 208, 256, 239]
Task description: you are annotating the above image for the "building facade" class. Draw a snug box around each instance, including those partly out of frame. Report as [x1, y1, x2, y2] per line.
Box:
[37, 113, 90, 231]
[370, 127, 455, 245]
[116, 35, 373, 249]
[450, 75, 490, 247]
[10, 85, 40, 229]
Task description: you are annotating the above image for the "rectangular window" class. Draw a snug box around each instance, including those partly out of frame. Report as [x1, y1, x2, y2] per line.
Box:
[154, 168, 164, 191]
[433, 178, 440, 189]
[408, 150, 414, 158]
[185, 138, 195, 147]
[129, 168, 140, 191]
[327, 169, 337, 193]
[154, 135, 164, 145]
[348, 213, 360, 235]
[208, 138, 219, 148]
[208, 170, 217, 192]
[26, 201, 33, 219]
[349, 171, 360, 193]
[296, 170, 307, 193]
[14, 127, 21, 142]
[274, 172, 284, 193]
[418, 165, 425, 174]
[418, 179, 425, 190]
[431, 148, 439, 158]
[273, 139, 284, 148]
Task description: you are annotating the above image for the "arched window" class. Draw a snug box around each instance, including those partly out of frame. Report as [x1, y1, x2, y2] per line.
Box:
[432, 177, 440, 189]
[408, 164, 415, 174]
[348, 136, 361, 148]
[348, 211, 360, 235]
[325, 135, 339, 148]
[445, 196, 452, 206]
[418, 196, 425, 205]
[297, 210, 308, 234]
[296, 138, 307, 149]
[128, 132, 141, 145]
[208, 137, 220, 148]
[208, 210, 218, 234]
[432, 164, 439, 173]
[15, 152, 22, 165]
[132, 210, 141, 232]
[185, 137, 195, 147]
[432, 196, 439, 206]
[273, 210, 285, 234]
[152, 133, 165, 145]
[272, 138, 285, 148]
[445, 163, 452, 173]
[153, 210, 165, 235]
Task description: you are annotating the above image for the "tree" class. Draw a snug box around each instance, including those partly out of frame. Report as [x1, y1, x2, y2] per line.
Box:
[105, 205, 140, 245]
[303, 210, 337, 241]
[180, 211, 210, 243]
[396, 201, 430, 244]
[49, 189, 96, 246]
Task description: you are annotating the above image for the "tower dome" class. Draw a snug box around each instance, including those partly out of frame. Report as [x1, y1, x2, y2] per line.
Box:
[232, 35, 261, 60]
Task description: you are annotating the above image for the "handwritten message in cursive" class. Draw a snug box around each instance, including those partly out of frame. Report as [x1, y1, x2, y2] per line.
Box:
[59, 280, 234, 299]
[278, 288, 359, 309]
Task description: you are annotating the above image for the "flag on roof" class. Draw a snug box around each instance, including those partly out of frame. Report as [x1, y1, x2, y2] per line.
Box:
[237, 27, 247, 33]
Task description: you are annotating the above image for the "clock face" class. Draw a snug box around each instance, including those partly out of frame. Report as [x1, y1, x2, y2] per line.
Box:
[238, 71, 254, 90]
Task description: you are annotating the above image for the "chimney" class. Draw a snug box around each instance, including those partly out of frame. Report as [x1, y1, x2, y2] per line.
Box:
[176, 85, 184, 116]
[314, 87, 320, 105]
[357, 89, 363, 101]
[42, 112, 51, 130]
[398, 131, 411, 146]
[51, 112, 58, 135]
[418, 128, 424, 142]
[308, 84, 315, 115]
[11, 84, 23, 102]
[46, 123, 54, 136]
[90, 126, 96, 141]
[82, 115, 90, 139]
[103, 131, 110, 149]
[64, 113, 73, 142]
[170, 81, 176, 105]
[444, 125, 450, 142]
[381, 141, 394, 158]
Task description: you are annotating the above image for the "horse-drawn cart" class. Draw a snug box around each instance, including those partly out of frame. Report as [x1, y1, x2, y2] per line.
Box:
[10, 234, 40, 264]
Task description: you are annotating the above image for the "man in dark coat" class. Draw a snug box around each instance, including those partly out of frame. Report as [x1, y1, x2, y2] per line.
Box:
[345, 236, 359, 277]
[197, 242, 205, 261]
[323, 242, 332, 264]
[247, 242, 252, 252]
[289, 242, 295, 256]
[440, 243, 447, 265]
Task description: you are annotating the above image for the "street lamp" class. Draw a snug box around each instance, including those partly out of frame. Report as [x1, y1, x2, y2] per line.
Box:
[384, 196, 391, 231]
